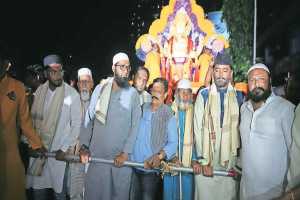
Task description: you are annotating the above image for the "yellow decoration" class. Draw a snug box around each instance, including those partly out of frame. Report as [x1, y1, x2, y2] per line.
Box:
[134, 0, 230, 98]
[197, 53, 213, 87]
[145, 51, 161, 85]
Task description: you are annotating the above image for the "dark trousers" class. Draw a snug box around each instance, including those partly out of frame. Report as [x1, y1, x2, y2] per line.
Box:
[130, 169, 162, 200]
[31, 165, 68, 200]
[31, 188, 67, 200]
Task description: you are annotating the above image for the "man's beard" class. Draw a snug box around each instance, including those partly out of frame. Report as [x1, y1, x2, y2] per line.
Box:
[80, 90, 90, 102]
[115, 75, 129, 88]
[49, 79, 63, 87]
[248, 87, 271, 102]
[176, 97, 192, 111]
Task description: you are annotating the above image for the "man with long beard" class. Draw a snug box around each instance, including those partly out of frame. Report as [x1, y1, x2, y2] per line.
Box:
[164, 79, 201, 200]
[239, 63, 295, 200]
[79, 52, 141, 200]
[194, 52, 244, 200]
[68, 67, 94, 200]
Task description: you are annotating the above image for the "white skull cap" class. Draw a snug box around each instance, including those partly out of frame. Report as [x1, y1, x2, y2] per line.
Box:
[78, 68, 92, 79]
[113, 52, 129, 65]
[177, 79, 192, 89]
[247, 63, 270, 75]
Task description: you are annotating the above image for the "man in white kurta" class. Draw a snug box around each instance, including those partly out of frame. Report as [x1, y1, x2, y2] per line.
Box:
[27, 55, 82, 200]
[240, 63, 295, 200]
[68, 67, 94, 200]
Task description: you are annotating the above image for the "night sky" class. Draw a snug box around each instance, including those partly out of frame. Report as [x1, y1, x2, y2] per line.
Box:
[0, 0, 137, 81]
[0, 0, 299, 82]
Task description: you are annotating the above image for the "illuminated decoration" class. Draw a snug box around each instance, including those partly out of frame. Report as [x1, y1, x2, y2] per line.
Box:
[135, 0, 229, 102]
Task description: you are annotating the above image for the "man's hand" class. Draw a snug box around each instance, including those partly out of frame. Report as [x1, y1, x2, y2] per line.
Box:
[145, 151, 165, 169]
[79, 145, 90, 164]
[29, 146, 47, 158]
[170, 156, 181, 167]
[191, 160, 202, 174]
[114, 152, 128, 167]
[55, 149, 66, 161]
[202, 164, 213, 177]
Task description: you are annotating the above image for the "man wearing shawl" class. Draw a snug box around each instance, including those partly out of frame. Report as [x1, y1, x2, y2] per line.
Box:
[130, 78, 178, 200]
[26, 54, 82, 200]
[163, 79, 201, 200]
[79, 52, 141, 200]
[194, 52, 243, 200]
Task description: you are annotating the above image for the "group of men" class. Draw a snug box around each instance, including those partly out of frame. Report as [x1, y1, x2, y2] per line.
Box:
[0, 51, 300, 200]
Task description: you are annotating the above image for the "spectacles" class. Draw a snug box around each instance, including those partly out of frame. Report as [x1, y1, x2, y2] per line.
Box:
[115, 64, 131, 70]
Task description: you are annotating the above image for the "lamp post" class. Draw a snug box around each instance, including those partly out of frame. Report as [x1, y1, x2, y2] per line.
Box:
[253, 0, 257, 64]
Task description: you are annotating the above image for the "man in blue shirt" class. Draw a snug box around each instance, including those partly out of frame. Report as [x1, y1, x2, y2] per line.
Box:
[130, 78, 178, 200]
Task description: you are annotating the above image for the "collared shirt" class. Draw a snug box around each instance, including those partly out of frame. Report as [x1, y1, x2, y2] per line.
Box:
[139, 90, 152, 106]
[240, 93, 295, 200]
[132, 106, 178, 170]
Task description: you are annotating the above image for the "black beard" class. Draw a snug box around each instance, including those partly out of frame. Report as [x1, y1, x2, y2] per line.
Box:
[248, 87, 271, 102]
[115, 76, 129, 88]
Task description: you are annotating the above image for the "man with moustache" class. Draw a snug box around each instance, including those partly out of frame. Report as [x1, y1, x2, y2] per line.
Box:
[130, 77, 178, 200]
[164, 79, 201, 200]
[133, 66, 152, 106]
[194, 52, 244, 200]
[27, 54, 82, 200]
[68, 67, 94, 200]
[79, 52, 141, 200]
[239, 63, 295, 200]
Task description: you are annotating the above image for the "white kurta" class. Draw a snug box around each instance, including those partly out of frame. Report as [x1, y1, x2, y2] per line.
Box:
[240, 94, 295, 200]
[287, 103, 300, 190]
[27, 83, 82, 193]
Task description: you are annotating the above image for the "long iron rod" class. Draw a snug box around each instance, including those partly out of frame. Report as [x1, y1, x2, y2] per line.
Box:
[31, 152, 236, 177]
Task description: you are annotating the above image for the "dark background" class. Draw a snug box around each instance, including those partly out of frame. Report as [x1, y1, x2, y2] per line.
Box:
[0, 0, 299, 83]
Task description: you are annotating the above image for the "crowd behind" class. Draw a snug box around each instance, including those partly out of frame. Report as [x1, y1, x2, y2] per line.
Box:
[0, 51, 300, 200]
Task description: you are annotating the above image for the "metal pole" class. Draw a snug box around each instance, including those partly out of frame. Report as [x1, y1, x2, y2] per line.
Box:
[253, 0, 257, 64]
[177, 118, 183, 200]
[32, 152, 237, 177]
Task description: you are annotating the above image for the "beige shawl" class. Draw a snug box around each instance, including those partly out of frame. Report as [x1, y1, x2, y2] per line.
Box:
[29, 81, 64, 176]
[95, 77, 113, 124]
[172, 102, 194, 167]
[202, 83, 239, 168]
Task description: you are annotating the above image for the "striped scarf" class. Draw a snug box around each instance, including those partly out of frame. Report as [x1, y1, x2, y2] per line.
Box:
[202, 83, 240, 168]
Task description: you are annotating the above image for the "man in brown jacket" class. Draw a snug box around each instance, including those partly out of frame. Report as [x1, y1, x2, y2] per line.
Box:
[0, 55, 45, 200]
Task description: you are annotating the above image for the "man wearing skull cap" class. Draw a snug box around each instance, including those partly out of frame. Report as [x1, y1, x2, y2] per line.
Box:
[79, 52, 141, 200]
[27, 54, 82, 200]
[240, 63, 295, 200]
